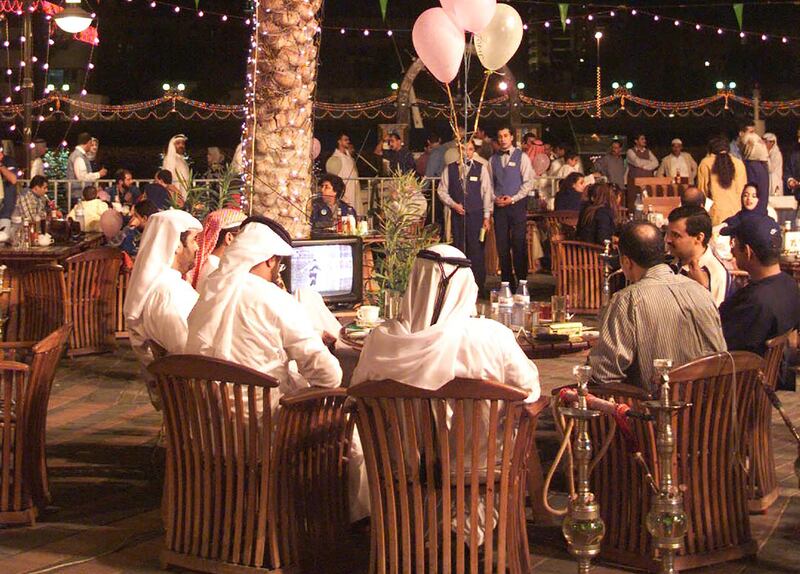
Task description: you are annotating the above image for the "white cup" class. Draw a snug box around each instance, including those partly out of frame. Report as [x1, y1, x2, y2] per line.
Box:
[357, 305, 380, 325]
[37, 233, 53, 246]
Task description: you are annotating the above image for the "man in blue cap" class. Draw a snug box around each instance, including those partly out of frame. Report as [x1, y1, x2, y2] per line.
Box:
[720, 214, 800, 390]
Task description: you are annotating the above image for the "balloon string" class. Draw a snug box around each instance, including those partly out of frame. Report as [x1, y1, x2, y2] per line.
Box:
[473, 70, 493, 136]
[445, 81, 467, 202]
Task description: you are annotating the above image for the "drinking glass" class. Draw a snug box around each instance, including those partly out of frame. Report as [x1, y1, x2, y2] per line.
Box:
[551, 295, 569, 323]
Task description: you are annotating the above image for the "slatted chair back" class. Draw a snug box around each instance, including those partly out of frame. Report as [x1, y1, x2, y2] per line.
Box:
[544, 211, 579, 275]
[25, 325, 71, 510]
[349, 378, 548, 574]
[115, 266, 130, 338]
[0, 360, 34, 525]
[747, 330, 794, 512]
[633, 177, 682, 198]
[554, 240, 604, 314]
[149, 355, 282, 573]
[272, 388, 356, 570]
[65, 247, 122, 356]
[643, 196, 680, 217]
[588, 352, 762, 571]
[20, 265, 67, 343]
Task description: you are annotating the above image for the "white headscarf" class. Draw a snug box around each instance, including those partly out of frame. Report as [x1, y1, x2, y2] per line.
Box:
[163, 134, 190, 191]
[123, 210, 202, 323]
[352, 244, 478, 389]
[189, 220, 293, 357]
[231, 142, 244, 175]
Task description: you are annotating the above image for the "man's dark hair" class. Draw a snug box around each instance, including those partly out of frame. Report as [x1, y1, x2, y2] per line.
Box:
[564, 150, 580, 162]
[30, 175, 47, 189]
[318, 173, 346, 200]
[388, 131, 402, 141]
[427, 132, 441, 145]
[241, 215, 293, 247]
[76, 132, 92, 146]
[680, 186, 706, 208]
[215, 228, 237, 250]
[523, 132, 536, 144]
[618, 221, 665, 269]
[114, 168, 132, 184]
[337, 131, 349, 140]
[668, 205, 712, 247]
[496, 125, 513, 136]
[634, 133, 647, 141]
[179, 230, 194, 247]
[133, 199, 158, 219]
[82, 185, 97, 201]
[155, 169, 172, 184]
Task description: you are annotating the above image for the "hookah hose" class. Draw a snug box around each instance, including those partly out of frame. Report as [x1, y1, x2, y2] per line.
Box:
[542, 388, 651, 516]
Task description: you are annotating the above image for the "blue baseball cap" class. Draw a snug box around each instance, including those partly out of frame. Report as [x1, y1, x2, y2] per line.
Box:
[720, 213, 782, 253]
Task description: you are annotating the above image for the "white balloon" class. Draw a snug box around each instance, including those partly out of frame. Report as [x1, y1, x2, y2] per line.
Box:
[326, 155, 343, 175]
[474, 4, 523, 71]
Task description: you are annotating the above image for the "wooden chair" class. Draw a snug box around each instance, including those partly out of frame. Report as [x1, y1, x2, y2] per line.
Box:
[541, 210, 579, 274]
[553, 240, 604, 314]
[633, 177, 683, 198]
[19, 265, 67, 343]
[747, 330, 794, 512]
[0, 325, 71, 525]
[587, 352, 762, 571]
[64, 247, 121, 356]
[150, 355, 355, 573]
[115, 266, 130, 338]
[349, 378, 549, 574]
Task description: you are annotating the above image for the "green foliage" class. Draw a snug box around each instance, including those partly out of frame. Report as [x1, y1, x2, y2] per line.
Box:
[43, 149, 69, 179]
[171, 165, 244, 220]
[373, 170, 438, 300]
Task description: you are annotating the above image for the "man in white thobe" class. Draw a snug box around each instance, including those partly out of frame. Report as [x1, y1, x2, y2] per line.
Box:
[162, 134, 190, 201]
[351, 244, 540, 544]
[326, 132, 359, 208]
[186, 216, 342, 412]
[656, 139, 698, 183]
[124, 210, 202, 366]
[764, 133, 784, 196]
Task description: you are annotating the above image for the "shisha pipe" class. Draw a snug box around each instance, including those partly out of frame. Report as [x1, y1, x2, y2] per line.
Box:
[761, 386, 800, 486]
[643, 359, 690, 574]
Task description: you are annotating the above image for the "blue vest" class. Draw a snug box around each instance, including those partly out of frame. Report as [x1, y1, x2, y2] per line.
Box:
[447, 161, 484, 213]
[490, 148, 524, 197]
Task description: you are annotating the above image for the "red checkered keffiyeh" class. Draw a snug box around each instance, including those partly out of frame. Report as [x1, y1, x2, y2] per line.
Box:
[192, 209, 247, 289]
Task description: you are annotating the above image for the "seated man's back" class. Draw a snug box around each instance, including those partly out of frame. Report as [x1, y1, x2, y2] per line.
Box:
[590, 222, 727, 392]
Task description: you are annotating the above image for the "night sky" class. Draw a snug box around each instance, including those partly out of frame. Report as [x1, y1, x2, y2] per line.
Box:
[19, 1, 800, 172]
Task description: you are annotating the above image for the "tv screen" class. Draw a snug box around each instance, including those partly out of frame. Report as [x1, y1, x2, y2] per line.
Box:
[283, 236, 363, 306]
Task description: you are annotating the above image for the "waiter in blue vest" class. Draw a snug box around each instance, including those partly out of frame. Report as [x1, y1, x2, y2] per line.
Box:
[491, 126, 534, 290]
[437, 140, 493, 292]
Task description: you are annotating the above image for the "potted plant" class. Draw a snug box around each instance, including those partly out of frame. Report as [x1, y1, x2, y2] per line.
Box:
[372, 170, 438, 318]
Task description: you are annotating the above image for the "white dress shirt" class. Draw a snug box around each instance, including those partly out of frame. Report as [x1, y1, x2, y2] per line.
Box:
[30, 158, 45, 178]
[72, 147, 102, 182]
[768, 145, 784, 196]
[680, 246, 730, 307]
[437, 159, 494, 219]
[328, 148, 359, 207]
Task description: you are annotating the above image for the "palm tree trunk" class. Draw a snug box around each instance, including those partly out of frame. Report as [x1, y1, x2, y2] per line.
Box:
[245, 0, 320, 238]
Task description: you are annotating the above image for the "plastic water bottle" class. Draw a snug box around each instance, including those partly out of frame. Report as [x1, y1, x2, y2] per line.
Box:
[634, 192, 645, 221]
[512, 280, 530, 327]
[498, 281, 513, 325]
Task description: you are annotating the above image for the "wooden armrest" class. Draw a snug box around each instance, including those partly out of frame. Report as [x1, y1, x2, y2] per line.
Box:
[280, 386, 348, 407]
[0, 360, 30, 372]
[550, 383, 576, 396]
[588, 381, 650, 400]
[523, 396, 550, 420]
[0, 342, 36, 350]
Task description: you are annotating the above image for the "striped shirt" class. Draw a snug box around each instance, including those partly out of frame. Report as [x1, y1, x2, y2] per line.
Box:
[589, 264, 727, 393]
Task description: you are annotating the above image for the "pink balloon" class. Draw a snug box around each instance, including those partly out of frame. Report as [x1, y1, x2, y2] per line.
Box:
[441, 0, 497, 34]
[412, 8, 465, 84]
[311, 137, 321, 159]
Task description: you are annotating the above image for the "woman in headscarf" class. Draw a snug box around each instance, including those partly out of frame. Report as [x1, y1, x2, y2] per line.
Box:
[712, 182, 778, 260]
[576, 183, 620, 245]
[554, 172, 586, 212]
[697, 136, 748, 225]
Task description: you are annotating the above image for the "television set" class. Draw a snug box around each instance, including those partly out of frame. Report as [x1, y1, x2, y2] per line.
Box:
[282, 236, 363, 307]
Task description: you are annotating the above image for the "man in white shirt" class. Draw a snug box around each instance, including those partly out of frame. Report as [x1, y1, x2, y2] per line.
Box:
[666, 205, 730, 307]
[763, 133, 783, 196]
[124, 210, 202, 367]
[490, 126, 535, 290]
[626, 134, 659, 185]
[190, 208, 247, 292]
[30, 139, 47, 178]
[437, 140, 493, 292]
[325, 132, 360, 208]
[186, 216, 342, 413]
[162, 134, 190, 201]
[657, 138, 697, 183]
[66, 132, 107, 183]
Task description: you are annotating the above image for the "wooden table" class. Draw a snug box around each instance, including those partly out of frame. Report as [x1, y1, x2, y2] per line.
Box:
[339, 320, 599, 360]
[0, 232, 104, 340]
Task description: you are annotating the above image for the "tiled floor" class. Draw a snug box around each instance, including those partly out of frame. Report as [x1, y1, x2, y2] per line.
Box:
[0, 345, 798, 573]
